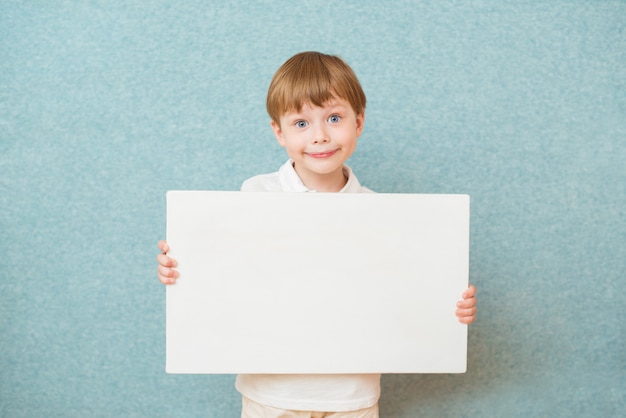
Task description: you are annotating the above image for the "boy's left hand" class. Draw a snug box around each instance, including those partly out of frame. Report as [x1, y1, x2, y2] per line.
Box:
[456, 284, 477, 324]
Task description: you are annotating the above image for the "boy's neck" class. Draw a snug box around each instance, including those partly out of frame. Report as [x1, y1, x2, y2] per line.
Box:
[293, 163, 347, 192]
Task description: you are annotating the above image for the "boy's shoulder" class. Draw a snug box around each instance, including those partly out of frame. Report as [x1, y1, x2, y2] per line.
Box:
[240, 171, 284, 192]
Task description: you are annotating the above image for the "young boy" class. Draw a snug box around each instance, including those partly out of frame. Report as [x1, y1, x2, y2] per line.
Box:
[157, 51, 477, 418]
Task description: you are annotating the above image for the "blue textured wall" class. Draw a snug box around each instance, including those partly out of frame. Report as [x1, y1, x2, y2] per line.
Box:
[1, 1, 624, 417]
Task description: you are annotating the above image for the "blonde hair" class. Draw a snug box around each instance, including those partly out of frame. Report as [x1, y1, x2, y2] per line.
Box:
[266, 51, 366, 125]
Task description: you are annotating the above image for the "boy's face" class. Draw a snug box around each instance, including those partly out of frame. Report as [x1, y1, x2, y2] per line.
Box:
[271, 98, 365, 191]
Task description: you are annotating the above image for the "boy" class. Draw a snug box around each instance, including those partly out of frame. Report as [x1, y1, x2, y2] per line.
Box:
[157, 51, 477, 418]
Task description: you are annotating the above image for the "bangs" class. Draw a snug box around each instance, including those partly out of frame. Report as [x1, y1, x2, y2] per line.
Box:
[285, 72, 337, 112]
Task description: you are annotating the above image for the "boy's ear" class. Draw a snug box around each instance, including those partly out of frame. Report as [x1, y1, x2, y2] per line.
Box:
[270, 120, 286, 147]
[356, 112, 365, 138]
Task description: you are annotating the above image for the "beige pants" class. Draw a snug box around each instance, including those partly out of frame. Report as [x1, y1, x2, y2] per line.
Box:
[241, 396, 379, 418]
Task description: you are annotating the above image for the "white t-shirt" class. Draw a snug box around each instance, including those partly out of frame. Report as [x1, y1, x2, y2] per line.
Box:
[235, 160, 380, 412]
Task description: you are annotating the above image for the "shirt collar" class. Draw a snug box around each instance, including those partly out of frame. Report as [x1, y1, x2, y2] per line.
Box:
[278, 160, 364, 193]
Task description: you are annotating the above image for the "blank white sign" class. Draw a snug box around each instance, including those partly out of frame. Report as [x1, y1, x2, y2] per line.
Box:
[166, 191, 469, 374]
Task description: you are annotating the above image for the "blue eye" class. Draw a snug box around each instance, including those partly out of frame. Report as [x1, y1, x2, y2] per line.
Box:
[328, 115, 341, 123]
[295, 120, 308, 128]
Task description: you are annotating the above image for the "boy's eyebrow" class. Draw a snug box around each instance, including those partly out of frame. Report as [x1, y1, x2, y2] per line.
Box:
[312, 101, 351, 112]
[282, 100, 350, 118]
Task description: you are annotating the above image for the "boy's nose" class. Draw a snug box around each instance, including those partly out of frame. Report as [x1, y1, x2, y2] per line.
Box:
[312, 127, 329, 143]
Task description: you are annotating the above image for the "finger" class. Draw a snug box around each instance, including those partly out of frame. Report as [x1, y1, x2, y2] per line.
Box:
[158, 263, 178, 278]
[462, 284, 476, 299]
[457, 296, 476, 309]
[158, 273, 177, 285]
[156, 253, 177, 268]
[158, 266, 179, 284]
[158, 240, 170, 254]
[158, 272, 173, 285]
[456, 306, 477, 316]
[456, 307, 477, 324]
[458, 315, 476, 325]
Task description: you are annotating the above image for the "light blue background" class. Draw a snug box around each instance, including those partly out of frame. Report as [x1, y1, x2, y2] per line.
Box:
[1, 1, 624, 417]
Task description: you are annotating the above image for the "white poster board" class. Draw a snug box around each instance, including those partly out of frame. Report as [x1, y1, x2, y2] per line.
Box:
[166, 191, 470, 374]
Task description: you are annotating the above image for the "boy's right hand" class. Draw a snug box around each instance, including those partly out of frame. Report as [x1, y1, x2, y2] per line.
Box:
[157, 240, 179, 285]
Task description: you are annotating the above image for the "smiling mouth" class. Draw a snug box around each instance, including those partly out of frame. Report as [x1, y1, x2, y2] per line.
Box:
[306, 150, 338, 159]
